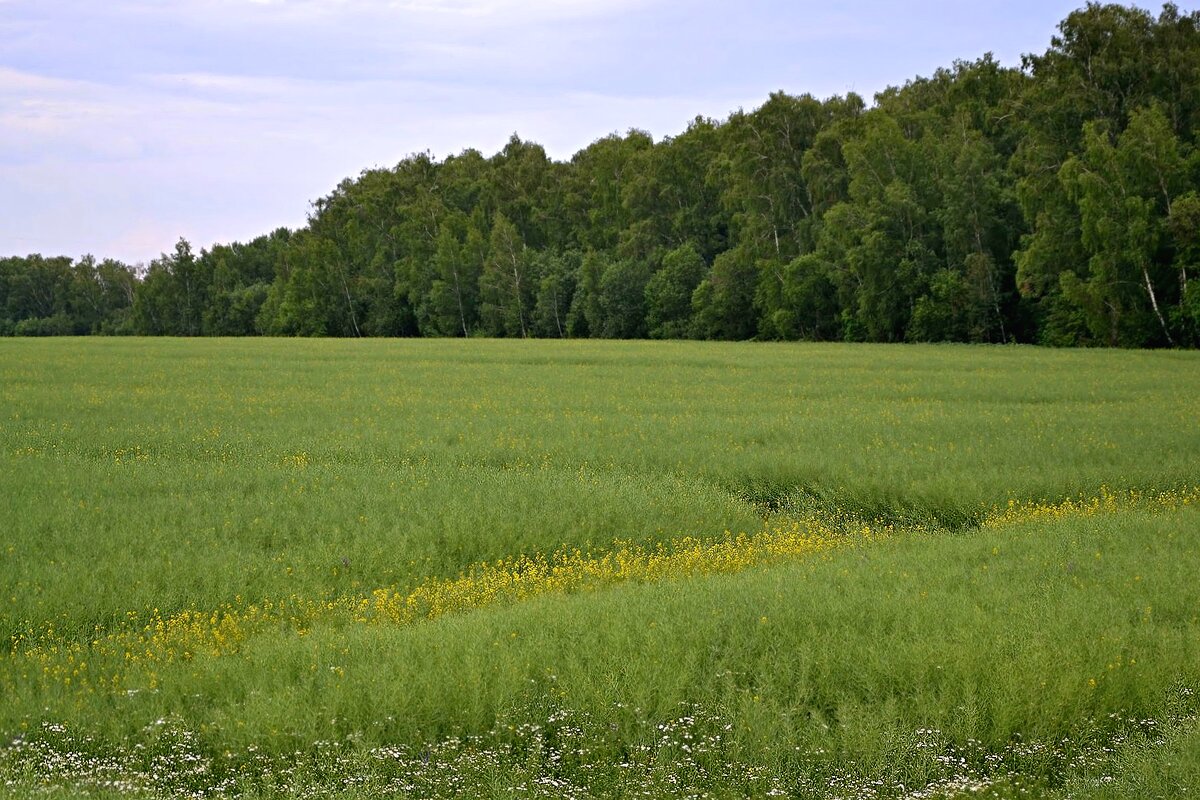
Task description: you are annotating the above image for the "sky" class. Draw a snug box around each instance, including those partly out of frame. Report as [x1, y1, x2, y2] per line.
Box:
[1, 0, 1088, 265]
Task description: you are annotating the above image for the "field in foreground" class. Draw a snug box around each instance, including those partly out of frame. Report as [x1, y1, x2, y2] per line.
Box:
[1, 338, 1198, 799]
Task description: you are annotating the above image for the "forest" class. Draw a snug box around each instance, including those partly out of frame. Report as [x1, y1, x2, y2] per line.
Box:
[4, 2, 1200, 347]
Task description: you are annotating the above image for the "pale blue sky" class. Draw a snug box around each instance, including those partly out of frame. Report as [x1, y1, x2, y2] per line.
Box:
[2, 0, 1088, 264]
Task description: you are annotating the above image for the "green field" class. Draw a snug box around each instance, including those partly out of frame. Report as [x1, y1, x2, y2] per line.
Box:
[1, 339, 1199, 798]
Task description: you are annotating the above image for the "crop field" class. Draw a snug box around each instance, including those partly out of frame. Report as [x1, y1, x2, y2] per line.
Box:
[1, 338, 1199, 799]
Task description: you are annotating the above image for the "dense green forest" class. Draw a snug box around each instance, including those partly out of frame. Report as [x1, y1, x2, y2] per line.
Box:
[4, 2, 1200, 346]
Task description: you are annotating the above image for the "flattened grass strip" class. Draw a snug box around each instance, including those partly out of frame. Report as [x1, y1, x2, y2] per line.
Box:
[9, 485, 1198, 698]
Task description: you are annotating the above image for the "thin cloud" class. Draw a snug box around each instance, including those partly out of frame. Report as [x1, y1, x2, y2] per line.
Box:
[0, 66, 88, 93]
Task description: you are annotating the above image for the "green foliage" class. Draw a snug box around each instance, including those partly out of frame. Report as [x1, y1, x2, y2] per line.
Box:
[0, 254, 137, 336]
[565, 251, 605, 337]
[757, 254, 841, 340]
[480, 212, 532, 337]
[691, 247, 758, 339]
[718, 92, 827, 263]
[531, 250, 579, 338]
[644, 243, 706, 339]
[565, 130, 654, 253]
[1014, 4, 1200, 347]
[597, 257, 653, 339]
[423, 221, 482, 336]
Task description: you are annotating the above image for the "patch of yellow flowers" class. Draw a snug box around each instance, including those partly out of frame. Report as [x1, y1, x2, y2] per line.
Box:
[366, 516, 871, 626]
[981, 485, 1199, 528]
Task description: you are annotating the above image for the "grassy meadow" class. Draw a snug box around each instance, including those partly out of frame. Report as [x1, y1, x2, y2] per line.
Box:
[1, 338, 1198, 798]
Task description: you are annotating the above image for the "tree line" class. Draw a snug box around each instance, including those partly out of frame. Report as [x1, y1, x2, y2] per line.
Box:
[5, 3, 1200, 346]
